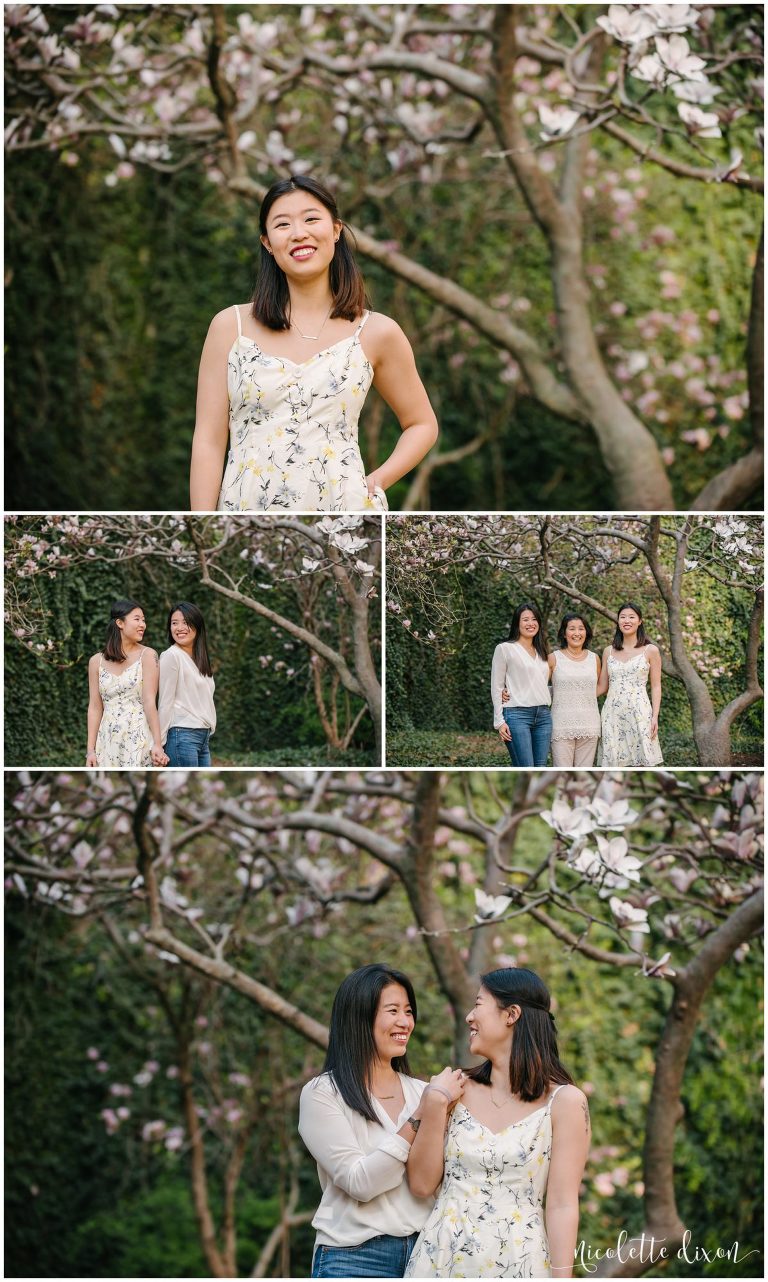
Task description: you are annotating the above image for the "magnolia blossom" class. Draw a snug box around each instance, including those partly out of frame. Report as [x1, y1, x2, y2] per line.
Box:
[595, 834, 643, 883]
[540, 796, 594, 839]
[474, 888, 512, 921]
[538, 104, 580, 139]
[588, 798, 639, 829]
[672, 78, 722, 104]
[609, 896, 651, 933]
[655, 34, 707, 81]
[677, 103, 722, 138]
[596, 5, 659, 43]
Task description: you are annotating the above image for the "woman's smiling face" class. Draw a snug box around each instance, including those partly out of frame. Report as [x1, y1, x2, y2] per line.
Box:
[117, 608, 146, 645]
[565, 618, 587, 648]
[261, 190, 340, 277]
[465, 986, 515, 1058]
[170, 610, 196, 647]
[618, 607, 641, 634]
[518, 609, 539, 638]
[372, 983, 415, 1063]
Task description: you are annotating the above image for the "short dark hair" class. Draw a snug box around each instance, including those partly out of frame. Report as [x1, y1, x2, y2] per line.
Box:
[465, 968, 574, 1102]
[102, 599, 143, 663]
[167, 602, 212, 677]
[252, 175, 370, 330]
[508, 601, 548, 661]
[557, 612, 593, 650]
[322, 964, 417, 1123]
[613, 600, 650, 650]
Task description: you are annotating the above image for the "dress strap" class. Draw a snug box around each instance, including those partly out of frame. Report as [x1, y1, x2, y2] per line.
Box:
[355, 309, 371, 335]
[233, 304, 242, 339]
[547, 1083, 568, 1110]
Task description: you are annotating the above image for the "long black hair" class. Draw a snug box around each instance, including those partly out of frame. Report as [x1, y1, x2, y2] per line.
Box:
[613, 600, 650, 651]
[508, 601, 548, 661]
[465, 968, 574, 1102]
[167, 602, 213, 677]
[557, 612, 593, 650]
[253, 175, 370, 330]
[102, 599, 144, 663]
[322, 963, 417, 1123]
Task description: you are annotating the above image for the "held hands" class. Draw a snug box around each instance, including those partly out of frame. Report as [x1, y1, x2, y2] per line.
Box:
[151, 743, 170, 767]
[427, 1066, 466, 1108]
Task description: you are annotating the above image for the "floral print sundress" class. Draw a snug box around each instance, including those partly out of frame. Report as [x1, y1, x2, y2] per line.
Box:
[94, 654, 152, 767]
[599, 650, 663, 767]
[218, 307, 388, 513]
[405, 1086, 567, 1279]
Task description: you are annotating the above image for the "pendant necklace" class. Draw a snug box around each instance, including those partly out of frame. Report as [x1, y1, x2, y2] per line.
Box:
[289, 304, 333, 341]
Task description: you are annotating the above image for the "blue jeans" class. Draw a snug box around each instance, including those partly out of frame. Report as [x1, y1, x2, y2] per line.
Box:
[165, 726, 211, 767]
[502, 704, 552, 766]
[312, 1232, 419, 1278]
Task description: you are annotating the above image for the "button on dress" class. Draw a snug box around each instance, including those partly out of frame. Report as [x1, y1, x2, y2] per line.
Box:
[405, 1086, 567, 1279]
[218, 308, 388, 513]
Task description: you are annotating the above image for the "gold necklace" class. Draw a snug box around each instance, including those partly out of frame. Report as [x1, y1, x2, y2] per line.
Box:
[289, 303, 333, 341]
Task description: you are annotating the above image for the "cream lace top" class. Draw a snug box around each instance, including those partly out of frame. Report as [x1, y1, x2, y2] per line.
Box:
[550, 649, 601, 742]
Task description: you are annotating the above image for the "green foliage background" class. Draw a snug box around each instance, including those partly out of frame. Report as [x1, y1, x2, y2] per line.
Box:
[4, 773, 763, 1278]
[4, 2, 762, 511]
[4, 551, 376, 765]
[385, 552, 763, 767]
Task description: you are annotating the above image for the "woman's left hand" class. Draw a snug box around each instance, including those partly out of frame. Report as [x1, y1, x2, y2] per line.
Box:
[649, 716, 659, 740]
[151, 743, 169, 767]
[365, 469, 387, 499]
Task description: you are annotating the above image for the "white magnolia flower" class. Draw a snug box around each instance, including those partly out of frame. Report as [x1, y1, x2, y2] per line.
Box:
[596, 4, 658, 43]
[609, 896, 651, 932]
[474, 888, 512, 921]
[655, 34, 707, 81]
[589, 797, 639, 829]
[677, 102, 722, 137]
[237, 130, 257, 151]
[672, 78, 721, 104]
[646, 4, 700, 33]
[330, 532, 368, 554]
[595, 834, 643, 882]
[301, 556, 320, 572]
[538, 104, 581, 139]
[541, 796, 595, 838]
[572, 849, 603, 881]
[355, 558, 375, 576]
[632, 52, 667, 85]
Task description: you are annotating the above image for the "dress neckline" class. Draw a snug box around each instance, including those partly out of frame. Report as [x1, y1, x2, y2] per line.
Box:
[609, 648, 647, 665]
[456, 1098, 554, 1137]
[232, 310, 371, 370]
[100, 652, 143, 677]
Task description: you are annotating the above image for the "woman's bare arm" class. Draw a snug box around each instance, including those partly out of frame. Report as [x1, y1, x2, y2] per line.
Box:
[86, 654, 103, 765]
[546, 1086, 590, 1278]
[363, 316, 438, 494]
[596, 647, 611, 697]
[406, 1068, 464, 1198]
[140, 650, 167, 764]
[647, 644, 662, 737]
[190, 309, 235, 510]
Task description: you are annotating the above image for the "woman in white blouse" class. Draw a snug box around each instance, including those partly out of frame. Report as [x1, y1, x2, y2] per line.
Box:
[158, 602, 216, 767]
[298, 964, 464, 1278]
[491, 603, 552, 767]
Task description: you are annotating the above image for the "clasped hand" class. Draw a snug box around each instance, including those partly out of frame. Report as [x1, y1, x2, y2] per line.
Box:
[428, 1066, 466, 1108]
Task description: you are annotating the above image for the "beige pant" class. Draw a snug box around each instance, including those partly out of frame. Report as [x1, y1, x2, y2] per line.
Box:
[551, 736, 599, 766]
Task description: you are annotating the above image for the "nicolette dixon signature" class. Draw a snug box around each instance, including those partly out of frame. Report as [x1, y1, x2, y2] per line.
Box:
[575, 1229, 758, 1273]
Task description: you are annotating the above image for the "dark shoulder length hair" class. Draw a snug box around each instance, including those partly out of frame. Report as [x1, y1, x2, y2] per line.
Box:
[508, 601, 548, 662]
[465, 967, 574, 1102]
[167, 602, 213, 677]
[253, 175, 370, 330]
[557, 612, 593, 650]
[613, 600, 650, 651]
[322, 963, 417, 1124]
[102, 598, 143, 664]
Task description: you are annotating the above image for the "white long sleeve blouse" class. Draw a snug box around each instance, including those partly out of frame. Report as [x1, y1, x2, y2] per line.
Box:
[298, 1072, 434, 1247]
[158, 646, 216, 743]
[491, 641, 551, 728]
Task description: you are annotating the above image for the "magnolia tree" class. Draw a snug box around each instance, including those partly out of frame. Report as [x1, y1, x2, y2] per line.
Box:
[4, 4, 763, 510]
[4, 769, 763, 1277]
[386, 513, 764, 765]
[3, 513, 382, 756]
